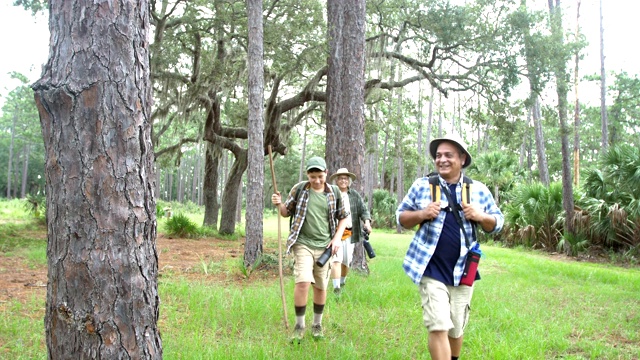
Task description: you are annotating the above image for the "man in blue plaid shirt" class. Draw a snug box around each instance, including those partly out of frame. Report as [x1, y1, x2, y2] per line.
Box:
[396, 134, 503, 360]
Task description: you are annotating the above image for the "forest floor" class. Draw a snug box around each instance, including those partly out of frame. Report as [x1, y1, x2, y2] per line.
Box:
[0, 231, 629, 306]
[0, 233, 284, 306]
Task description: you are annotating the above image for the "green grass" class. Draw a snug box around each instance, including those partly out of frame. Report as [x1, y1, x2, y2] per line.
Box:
[1, 212, 639, 359]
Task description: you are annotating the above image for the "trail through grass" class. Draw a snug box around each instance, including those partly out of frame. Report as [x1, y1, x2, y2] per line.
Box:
[0, 212, 638, 359]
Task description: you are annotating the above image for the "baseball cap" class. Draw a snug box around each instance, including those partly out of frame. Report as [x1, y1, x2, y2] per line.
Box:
[306, 156, 327, 171]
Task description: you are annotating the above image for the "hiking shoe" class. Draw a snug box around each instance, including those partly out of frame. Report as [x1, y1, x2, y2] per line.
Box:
[290, 324, 305, 344]
[333, 287, 342, 296]
[311, 323, 324, 339]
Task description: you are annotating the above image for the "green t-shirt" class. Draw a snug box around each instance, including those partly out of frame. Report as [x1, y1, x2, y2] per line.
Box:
[297, 189, 331, 249]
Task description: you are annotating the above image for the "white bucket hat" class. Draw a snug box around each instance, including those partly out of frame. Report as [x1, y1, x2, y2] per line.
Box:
[429, 134, 472, 168]
[329, 168, 357, 182]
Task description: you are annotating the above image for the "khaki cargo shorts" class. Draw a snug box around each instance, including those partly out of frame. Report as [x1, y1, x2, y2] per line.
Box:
[291, 243, 330, 290]
[419, 276, 474, 338]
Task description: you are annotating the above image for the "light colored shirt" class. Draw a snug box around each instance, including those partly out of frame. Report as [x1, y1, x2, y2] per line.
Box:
[341, 191, 353, 229]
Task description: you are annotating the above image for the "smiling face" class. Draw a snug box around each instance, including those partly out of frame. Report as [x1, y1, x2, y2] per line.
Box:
[306, 169, 327, 191]
[335, 175, 351, 191]
[435, 141, 466, 183]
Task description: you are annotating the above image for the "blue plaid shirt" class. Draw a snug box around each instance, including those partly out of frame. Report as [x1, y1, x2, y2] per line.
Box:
[396, 175, 504, 285]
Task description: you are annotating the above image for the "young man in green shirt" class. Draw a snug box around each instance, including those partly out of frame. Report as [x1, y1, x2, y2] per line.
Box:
[271, 156, 348, 342]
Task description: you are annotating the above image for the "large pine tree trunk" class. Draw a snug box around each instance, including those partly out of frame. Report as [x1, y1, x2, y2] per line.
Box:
[32, 0, 162, 358]
[245, 0, 265, 268]
[325, 0, 367, 271]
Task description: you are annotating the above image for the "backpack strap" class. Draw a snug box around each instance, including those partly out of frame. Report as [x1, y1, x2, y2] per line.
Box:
[461, 175, 472, 205]
[432, 174, 472, 204]
[288, 182, 342, 229]
[429, 175, 440, 203]
[289, 181, 308, 229]
[430, 174, 477, 248]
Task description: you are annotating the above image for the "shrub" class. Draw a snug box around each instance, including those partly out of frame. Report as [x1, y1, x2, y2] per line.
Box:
[501, 182, 564, 250]
[371, 189, 397, 228]
[165, 213, 199, 238]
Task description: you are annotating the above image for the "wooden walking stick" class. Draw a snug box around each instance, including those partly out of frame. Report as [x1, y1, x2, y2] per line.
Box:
[268, 145, 289, 330]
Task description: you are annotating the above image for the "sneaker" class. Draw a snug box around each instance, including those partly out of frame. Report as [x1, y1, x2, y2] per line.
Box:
[290, 324, 305, 344]
[311, 323, 324, 339]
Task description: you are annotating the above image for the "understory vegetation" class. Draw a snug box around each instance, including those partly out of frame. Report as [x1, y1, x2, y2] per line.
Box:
[1, 209, 639, 359]
[366, 143, 640, 264]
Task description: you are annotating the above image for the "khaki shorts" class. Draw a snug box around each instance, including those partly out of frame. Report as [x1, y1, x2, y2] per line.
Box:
[419, 276, 474, 338]
[330, 237, 354, 267]
[291, 243, 330, 290]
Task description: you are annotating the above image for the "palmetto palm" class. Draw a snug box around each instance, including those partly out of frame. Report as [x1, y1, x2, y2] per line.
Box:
[468, 151, 517, 204]
[503, 182, 564, 249]
[580, 144, 640, 251]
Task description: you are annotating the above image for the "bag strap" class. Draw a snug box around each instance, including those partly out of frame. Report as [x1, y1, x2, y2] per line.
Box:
[288, 182, 341, 229]
[289, 181, 308, 229]
[440, 185, 471, 249]
[432, 174, 476, 249]
[429, 175, 441, 203]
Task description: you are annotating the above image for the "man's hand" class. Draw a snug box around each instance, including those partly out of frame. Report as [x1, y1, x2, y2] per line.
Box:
[271, 191, 281, 205]
[422, 201, 441, 221]
[364, 221, 372, 234]
[398, 201, 441, 229]
[330, 237, 342, 256]
[461, 202, 496, 232]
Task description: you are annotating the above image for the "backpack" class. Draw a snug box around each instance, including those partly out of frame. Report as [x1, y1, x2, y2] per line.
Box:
[428, 173, 476, 247]
[428, 173, 472, 206]
[288, 181, 342, 229]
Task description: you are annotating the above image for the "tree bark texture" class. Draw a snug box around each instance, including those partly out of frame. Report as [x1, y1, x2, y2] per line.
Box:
[219, 147, 248, 234]
[325, 0, 366, 176]
[245, 0, 265, 268]
[203, 141, 221, 228]
[325, 0, 367, 270]
[32, 1, 162, 358]
[532, 98, 550, 186]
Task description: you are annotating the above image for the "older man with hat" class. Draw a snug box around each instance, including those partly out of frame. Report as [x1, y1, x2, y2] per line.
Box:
[328, 168, 372, 295]
[396, 134, 504, 360]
